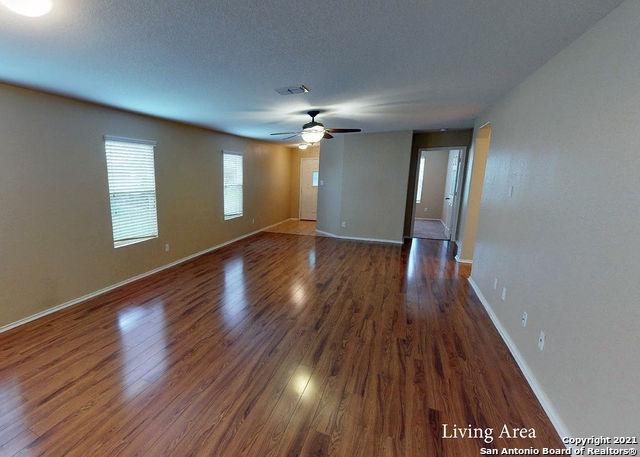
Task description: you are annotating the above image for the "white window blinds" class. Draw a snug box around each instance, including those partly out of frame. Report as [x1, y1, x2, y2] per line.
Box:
[223, 152, 243, 220]
[105, 138, 159, 248]
[416, 156, 426, 204]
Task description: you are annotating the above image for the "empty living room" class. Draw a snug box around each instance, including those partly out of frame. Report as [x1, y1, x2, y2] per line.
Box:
[1, 1, 638, 456]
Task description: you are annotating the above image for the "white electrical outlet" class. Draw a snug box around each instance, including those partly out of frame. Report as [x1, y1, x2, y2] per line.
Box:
[538, 331, 545, 351]
[341, 221, 347, 228]
[493, 278, 499, 290]
[501, 287, 507, 301]
[521, 312, 528, 328]
[164, 243, 170, 252]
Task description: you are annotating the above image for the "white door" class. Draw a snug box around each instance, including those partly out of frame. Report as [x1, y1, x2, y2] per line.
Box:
[441, 150, 460, 238]
[299, 158, 319, 220]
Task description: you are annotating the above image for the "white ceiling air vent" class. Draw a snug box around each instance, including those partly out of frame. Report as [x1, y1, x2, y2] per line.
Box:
[275, 85, 310, 95]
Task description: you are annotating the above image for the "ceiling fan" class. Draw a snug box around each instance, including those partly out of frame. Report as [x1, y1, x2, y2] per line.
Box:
[270, 110, 361, 144]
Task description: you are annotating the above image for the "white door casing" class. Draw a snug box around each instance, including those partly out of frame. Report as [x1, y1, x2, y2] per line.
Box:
[299, 157, 319, 220]
[441, 150, 461, 238]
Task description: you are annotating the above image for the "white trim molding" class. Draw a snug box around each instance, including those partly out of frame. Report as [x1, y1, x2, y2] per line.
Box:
[454, 253, 473, 264]
[316, 229, 403, 245]
[0, 218, 291, 334]
[103, 135, 157, 146]
[415, 217, 443, 222]
[467, 277, 572, 449]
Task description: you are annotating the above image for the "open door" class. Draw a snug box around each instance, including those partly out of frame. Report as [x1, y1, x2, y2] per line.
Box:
[442, 150, 461, 239]
[299, 157, 319, 220]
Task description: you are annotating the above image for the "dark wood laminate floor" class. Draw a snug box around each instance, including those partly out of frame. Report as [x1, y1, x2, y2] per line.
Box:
[0, 233, 562, 456]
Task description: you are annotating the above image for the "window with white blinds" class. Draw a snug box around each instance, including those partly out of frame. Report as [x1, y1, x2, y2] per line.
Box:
[104, 137, 159, 248]
[416, 156, 426, 204]
[223, 152, 243, 220]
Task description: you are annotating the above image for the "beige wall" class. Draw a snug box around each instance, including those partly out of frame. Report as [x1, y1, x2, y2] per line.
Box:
[317, 131, 413, 242]
[0, 83, 291, 328]
[414, 150, 448, 220]
[470, 0, 639, 439]
[316, 137, 345, 235]
[288, 145, 320, 218]
[456, 125, 491, 259]
[320, 130, 471, 241]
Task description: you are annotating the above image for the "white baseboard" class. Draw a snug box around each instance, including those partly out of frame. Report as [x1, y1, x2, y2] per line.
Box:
[0, 218, 291, 334]
[467, 277, 572, 448]
[454, 253, 473, 264]
[315, 229, 403, 245]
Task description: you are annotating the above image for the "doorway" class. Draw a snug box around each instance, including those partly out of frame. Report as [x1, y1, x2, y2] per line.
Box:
[299, 157, 319, 221]
[411, 147, 466, 241]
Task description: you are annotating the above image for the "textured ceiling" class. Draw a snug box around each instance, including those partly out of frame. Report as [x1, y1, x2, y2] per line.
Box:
[0, 0, 624, 141]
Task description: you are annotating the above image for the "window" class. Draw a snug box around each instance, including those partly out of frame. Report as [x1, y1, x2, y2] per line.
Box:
[223, 152, 243, 220]
[104, 137, 158, 248]
[312, 171, 319, 187]
[416, 156, 426, 203]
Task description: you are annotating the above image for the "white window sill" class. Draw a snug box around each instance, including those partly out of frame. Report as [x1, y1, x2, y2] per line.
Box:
[114, 236, 157, 249]
[224, 214, 243, 221]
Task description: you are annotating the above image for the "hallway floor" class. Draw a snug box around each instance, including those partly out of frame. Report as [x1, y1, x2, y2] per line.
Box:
[265, 219, 320, 237]
[413, 219, 448, 240]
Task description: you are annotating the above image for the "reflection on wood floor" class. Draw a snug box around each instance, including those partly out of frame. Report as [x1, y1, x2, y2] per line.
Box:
[0, 234, 561, 456]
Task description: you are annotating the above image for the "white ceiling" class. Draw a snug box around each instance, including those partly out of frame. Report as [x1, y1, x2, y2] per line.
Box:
[0, 0, 624, 141]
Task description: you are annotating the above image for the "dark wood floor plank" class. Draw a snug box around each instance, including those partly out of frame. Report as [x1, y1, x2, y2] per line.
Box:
[0, 232, 562, 456]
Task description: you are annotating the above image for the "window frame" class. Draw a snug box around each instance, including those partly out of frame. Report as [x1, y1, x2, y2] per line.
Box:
[222, 150, 244, 221]
[416, 155, 426, 204]
[104, 135, 159, 249]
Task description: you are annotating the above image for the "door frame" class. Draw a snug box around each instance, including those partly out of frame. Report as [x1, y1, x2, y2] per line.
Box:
[299, 157, 319, 221]
[410, 147, 468, 241]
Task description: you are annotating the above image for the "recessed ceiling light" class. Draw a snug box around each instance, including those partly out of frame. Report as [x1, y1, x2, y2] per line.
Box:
[440, 128, 448, 132]
[298, 143, 309, 150]
[1, 0, 52, 17]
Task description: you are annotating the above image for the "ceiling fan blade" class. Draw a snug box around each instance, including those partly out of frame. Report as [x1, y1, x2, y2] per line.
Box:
[270, 132, 299, 136]
[323, 132, 334, 139]
[281, 135, 299, 140]
[325, 128, 362, 133]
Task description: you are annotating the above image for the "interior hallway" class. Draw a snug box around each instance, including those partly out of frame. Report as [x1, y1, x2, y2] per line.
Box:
[413, 219, 448, 240]
[0, 233, 561, 456]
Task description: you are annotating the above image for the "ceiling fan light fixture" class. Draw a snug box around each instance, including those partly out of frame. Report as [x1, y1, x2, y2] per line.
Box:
[300, 126, 325, 144]
[1, 0, 52, 17]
